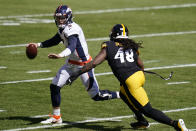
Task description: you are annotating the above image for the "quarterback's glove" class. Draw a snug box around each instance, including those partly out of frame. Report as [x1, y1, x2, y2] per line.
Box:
[66, 70, 82, 85]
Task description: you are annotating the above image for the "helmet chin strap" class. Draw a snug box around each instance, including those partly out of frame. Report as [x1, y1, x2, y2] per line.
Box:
[58, 24, 66, 29]
[57, 17, 72, 29]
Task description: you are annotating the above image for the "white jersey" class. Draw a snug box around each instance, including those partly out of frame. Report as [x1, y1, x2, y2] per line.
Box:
[58, 22, 91, 64]
[39, 21, 118, 99]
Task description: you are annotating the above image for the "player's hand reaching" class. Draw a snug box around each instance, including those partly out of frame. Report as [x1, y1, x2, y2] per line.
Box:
[66, 76, 77, 85]
[27, 43, 38, 48]
[48, 53, 62, 59]
[66, 69, 82, 85]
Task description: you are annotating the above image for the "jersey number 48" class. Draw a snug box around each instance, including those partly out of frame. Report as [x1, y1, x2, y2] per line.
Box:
[114, 48, 134, 63]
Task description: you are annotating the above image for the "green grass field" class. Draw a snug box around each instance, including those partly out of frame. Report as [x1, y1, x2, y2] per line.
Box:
[0, 0, 196, 130]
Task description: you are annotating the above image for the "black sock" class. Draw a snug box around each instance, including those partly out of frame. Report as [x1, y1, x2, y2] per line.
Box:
[142, 103, 173, 126]
[172, 120, 179, 128]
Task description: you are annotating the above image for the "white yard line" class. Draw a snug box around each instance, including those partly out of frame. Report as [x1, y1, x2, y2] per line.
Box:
[2, 107, 196, 131]
[25, 60, 156, 75]
[0, 23, 20, 26]
[0, 66, 7, 69]
[1, 4, 195, 26]
[144, 60, 160, 64]
[86, 31, 196, 41]
[0, 109, 6, 112]
[30, 106, 196, 119]
[144, 64, 196, 71]
[26, 70, 51, 74]
[0, 3, 195, 19]
[74, 3, 196, 15]
[0, 63, 196, 85]
[9, 51, 24, 54]
[0, 44, 27, 48]
[131, 31, 196, 38]
[163, 107, 196, 113]
[0, 77, 53, 84]
[0, 30, 196, 49]
[30, 115, 49, 118]
[167, 81, 190, 85]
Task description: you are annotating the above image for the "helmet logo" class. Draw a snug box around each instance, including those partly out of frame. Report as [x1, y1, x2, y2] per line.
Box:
[110, 24, 129, 41]
[120, 24, 126, 37]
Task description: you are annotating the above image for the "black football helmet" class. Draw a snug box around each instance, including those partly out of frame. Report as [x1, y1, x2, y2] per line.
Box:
[110, 24, 129, 41]
[54, 5, 73, 29]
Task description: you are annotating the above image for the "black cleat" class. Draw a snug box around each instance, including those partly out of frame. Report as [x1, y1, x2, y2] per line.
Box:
[130, 120, 150, 129]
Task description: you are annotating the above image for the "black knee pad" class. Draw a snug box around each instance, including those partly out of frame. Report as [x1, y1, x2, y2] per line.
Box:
[50, 84, 60, 93]
[50, 84, 61, 107]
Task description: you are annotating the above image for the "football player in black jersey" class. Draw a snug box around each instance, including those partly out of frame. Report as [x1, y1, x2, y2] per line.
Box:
[66, 24, 188, 131]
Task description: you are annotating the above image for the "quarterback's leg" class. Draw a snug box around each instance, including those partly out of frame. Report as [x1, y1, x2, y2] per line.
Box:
[41, 64, 71, 124]
[80, 68, 120, 101]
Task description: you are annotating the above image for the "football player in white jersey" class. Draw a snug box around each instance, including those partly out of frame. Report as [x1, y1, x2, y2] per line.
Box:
[28, 5, 120, 124]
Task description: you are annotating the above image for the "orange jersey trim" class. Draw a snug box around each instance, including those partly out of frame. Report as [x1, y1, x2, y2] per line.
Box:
[68, 56, 92, 66]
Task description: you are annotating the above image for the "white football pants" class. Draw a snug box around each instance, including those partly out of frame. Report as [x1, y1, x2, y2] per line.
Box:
[52, 62, 99, 98]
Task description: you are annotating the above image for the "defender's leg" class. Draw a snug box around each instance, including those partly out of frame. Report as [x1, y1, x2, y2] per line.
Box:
[122, 71, 189, 130]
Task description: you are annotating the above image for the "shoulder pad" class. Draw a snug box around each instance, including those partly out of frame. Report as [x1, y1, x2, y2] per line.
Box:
[137, 50, 140, 55]
[115, 42, 123, 47]
[101, 42, 107, 49]
[63, 23, 79, 37]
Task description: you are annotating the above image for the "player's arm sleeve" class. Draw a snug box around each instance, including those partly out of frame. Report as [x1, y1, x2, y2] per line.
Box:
[137, 56, 144, 71]
[58, 35, 78, 57]
[67, 35, 78, 52]
[39, 33, 62, 48]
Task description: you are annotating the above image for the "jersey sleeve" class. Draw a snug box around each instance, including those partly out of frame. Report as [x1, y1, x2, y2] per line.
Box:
[67, 35, 78, 52]
[40, 33, 61, 48]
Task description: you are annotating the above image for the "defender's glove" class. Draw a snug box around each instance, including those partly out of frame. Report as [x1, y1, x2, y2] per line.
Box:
[66, 69, 82, 85]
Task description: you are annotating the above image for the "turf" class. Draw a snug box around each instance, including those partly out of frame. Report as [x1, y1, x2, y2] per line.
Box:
[0, 0, 196, 130]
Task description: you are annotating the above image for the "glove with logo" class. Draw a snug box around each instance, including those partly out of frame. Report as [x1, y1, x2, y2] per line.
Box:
[66, 69, 83, 85]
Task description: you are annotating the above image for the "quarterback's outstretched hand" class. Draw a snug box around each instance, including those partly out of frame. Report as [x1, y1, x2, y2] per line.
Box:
[48, 53, 62, 59]
[27, 43, 38, 48]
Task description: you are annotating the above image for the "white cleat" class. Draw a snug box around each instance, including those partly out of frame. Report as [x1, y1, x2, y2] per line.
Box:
[41, 115, 62, 124]
[177, 119, 189, 131]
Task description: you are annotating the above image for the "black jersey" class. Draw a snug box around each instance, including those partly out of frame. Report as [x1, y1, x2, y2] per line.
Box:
[102, 41, 141, 83]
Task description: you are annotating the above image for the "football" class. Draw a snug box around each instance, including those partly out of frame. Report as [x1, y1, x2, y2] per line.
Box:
[26, 44, 37, 59]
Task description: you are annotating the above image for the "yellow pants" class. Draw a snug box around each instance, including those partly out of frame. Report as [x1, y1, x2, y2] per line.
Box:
[120, 71, 149, 110]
